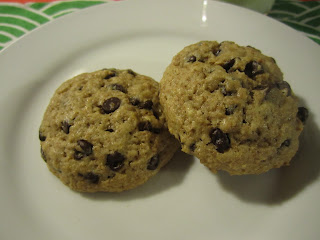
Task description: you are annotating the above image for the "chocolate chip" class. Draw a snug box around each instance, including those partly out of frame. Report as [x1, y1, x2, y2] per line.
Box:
[225, 105, 237, 115]
[127, 69, 136, 76]
[138, 121, 153, 131]
[281, 139, 291, 147]
[138, 121, 160, 134]
[209, 128, 231, 153]
[78, 172, 99, 184]
[106, 151, 125, 171]
[244, 61, 264, 78]
[39, 131, 46, 141]
[139, 100, 153, 110]
[147, 154, 160, 170]
[249, 90, 254, 97]
[213, 48, 221, 56]
[253, 85, 268, 90]
[77, 139, 93, 156]
[105, 129, 114, 132]
[152, 128, 161, 134]
[73, 140, 92, 160]
[40, 147, 47, 162]
[107, 173, 115, 179]
[225, 109, 232, 115]
[74, 150, 84, 160]
[222, 59, 235, 72]
[129, 97, 140, 106]
[297, 107, 309, 124]
[153, 110, 160, 119]
[110, 84, 127, 93]
[276, 81, 291, 96]
[189, 143, 196, 152]
[102, 97, 121, 114]
[61, 121, 71, 134]
[104, 72, 116, 79]
[187, 55, 196, 63]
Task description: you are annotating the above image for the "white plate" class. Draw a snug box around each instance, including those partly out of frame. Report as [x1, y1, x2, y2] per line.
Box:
[0, 0, 319, 239]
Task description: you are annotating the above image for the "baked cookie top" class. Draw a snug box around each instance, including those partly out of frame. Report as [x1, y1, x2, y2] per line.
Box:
[160, 41, 307, 175]
[39, 69, 179, 192]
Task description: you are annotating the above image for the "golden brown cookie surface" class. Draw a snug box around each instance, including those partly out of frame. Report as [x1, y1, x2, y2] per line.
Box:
[39, 69, 179, 192]
[160, 41, 307, 175]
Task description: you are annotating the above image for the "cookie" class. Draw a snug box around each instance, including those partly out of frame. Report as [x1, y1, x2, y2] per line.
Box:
[160, 41, 308, 175]
[39, 68, 180, 192]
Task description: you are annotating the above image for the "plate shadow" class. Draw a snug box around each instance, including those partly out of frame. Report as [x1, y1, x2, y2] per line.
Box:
[217, 104, 320, 205]
[80, 150, 194, 201]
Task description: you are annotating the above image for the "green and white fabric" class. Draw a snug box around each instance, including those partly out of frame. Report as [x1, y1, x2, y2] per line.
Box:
[268, 0, 320, 44]
[0, 0, 319, 52]
[0, 1, 106, 51]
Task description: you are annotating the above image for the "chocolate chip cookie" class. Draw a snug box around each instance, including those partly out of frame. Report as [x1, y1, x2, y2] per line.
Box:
[160, 41, 308, 175]
[39, 68, 180, 192]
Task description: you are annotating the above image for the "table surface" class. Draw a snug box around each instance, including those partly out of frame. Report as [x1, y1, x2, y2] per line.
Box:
[0, 0, 319, 51]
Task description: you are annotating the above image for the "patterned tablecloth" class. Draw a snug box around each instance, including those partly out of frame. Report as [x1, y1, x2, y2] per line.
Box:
[0, 0, 319, 51]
